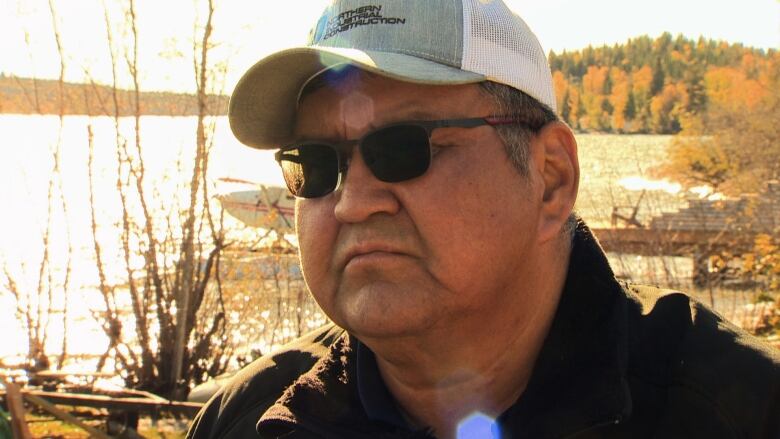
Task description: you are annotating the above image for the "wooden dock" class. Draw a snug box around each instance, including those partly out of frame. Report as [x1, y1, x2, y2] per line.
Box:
[595, 180, 778, 255]
[591, 228, 757, 257]
[592, 180, 779, 285]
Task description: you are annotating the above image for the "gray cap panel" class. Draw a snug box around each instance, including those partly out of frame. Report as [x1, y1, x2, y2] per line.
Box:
[309, 0, 463, 68]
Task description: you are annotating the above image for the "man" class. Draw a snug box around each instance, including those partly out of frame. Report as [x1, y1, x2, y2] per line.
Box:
[188, 1, 779, 438]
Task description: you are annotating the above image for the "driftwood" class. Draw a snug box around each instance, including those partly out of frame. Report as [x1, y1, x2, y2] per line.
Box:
[0, 381, 203, 438]
[22, 392, 110, 439]
[31, 370, 115, 380]
[12, 390, 203, 417]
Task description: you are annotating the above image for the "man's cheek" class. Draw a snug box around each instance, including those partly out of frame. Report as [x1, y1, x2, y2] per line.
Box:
[300, 253, 332, 309]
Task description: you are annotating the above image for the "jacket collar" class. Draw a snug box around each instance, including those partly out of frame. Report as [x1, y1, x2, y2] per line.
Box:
[257, 219, 632, 438]
[256, 334, 428, 439]
[498, 219, 633, 437]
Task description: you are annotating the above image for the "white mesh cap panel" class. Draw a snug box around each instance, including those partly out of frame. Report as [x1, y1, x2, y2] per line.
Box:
[461, 0, 557, 112]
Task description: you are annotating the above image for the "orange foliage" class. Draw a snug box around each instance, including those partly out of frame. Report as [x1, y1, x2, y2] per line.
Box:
[609, 68, 630, 131]
[632, 65, 653, 100]
[650, 83, 689, 132]
[552, 71, 569, 113]
[582, 65, 610, 96]
[705, 67, 767, 111]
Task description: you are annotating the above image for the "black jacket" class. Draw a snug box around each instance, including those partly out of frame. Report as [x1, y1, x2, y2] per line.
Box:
[188, 221, 780, 438]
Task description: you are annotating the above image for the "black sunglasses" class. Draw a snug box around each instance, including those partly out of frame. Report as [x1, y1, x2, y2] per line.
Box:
[275, 116, 534, 198]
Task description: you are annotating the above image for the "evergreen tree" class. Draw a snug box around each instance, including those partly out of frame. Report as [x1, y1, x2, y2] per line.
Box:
[561, 89, 572, 123]
[651, 58, 665, 95]
[683, 62, 708, 114]
[603, 72, 613, 95]
[624, 91, 637, 121]
[601, 98, 614, 117]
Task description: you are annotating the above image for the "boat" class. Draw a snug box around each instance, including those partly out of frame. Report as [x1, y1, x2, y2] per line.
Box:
[216, 178, 295, 230]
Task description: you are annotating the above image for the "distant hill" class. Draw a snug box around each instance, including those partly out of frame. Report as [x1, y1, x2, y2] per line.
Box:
[0, 75, 228, 116]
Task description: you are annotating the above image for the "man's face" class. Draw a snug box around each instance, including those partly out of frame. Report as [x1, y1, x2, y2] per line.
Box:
[293, 72, 549, 339]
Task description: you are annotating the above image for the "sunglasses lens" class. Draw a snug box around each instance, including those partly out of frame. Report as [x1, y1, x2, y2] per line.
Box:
[362, 125, 430, 182]
[279, 125, 432, 198]
[279, 144, 339, 198]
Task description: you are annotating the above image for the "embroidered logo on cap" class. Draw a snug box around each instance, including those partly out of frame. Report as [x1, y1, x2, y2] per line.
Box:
[310, 5, 406, 43]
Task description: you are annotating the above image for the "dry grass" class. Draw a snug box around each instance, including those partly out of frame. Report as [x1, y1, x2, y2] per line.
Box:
[22, 412, 187, 438]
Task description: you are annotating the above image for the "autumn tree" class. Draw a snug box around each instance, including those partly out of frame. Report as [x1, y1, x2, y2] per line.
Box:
[649, 83, 688, 133]
[656, 56, 778, 194]
[608, 67, 630, 131]
[552, 71, 569, 117]
[580, 65, 611, 131]
[654, 52, 779, 305]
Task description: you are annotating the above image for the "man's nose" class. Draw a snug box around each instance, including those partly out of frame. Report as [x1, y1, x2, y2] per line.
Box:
[333, 148, 401, 223]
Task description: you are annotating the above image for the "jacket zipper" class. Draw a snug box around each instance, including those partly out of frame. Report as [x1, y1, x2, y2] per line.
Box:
[561, 415, 623, 439]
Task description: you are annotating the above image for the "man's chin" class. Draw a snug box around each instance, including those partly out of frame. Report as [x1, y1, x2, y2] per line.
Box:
[343, 317, 436, 340]
[333, 283, 442, 340]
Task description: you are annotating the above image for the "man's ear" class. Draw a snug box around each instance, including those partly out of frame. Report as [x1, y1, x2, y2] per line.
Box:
[532, 121, 579, 243]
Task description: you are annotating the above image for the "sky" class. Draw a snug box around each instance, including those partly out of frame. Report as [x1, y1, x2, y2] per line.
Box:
[0, 0, 778, 93]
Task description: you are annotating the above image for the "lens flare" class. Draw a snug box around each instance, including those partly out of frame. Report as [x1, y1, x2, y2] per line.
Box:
[456, 412, 501, 439]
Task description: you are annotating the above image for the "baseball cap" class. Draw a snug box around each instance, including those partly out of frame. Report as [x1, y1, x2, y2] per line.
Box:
[230, 0, 556, 150]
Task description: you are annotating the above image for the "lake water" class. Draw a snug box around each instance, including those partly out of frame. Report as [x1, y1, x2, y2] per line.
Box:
[0, 114, 699, 361]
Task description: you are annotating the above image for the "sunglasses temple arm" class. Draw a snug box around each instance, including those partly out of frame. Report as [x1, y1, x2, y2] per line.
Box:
[431, 117, 526, 129]
[430, 118, 494, 129]
[276, 153, 306, 164]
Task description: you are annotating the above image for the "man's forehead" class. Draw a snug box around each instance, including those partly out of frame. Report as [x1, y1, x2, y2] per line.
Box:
[294, 71, 493, 137]
[297, 66, 372, 104]
[299, 65, 488, 105]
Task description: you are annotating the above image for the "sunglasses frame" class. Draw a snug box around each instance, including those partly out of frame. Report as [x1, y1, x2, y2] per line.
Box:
[274, 116, 537, 198]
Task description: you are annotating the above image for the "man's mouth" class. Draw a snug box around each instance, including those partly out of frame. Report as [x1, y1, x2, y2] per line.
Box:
[341, 243, 410, 270]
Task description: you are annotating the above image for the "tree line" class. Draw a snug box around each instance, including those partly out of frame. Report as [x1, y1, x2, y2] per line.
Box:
[0, 74, 228, 116]
[549, 33, 778, 134]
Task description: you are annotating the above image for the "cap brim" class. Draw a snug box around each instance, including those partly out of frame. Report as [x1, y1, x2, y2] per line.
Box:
[229, 46, 485, 149]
